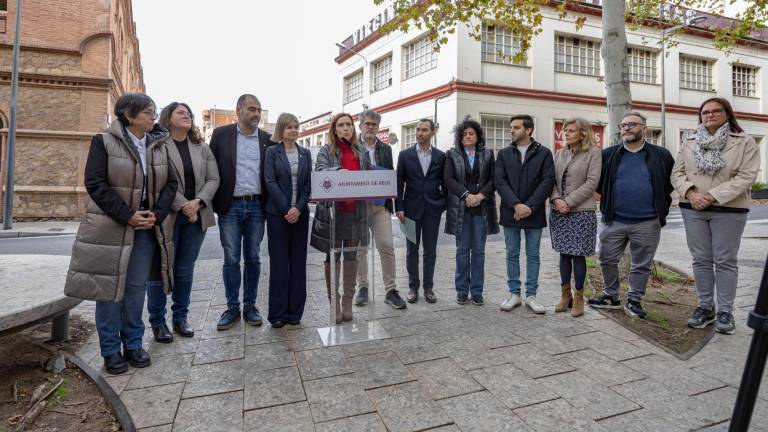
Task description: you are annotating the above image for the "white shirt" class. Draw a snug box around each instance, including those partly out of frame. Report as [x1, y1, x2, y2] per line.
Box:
[126, 129, 147, 175]
[416, 144, 432, 176]
[517, 144, 530, 164]
[367, 144, 376, 166]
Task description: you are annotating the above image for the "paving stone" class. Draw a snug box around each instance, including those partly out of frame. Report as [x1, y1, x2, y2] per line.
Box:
[173, 391, 243, 432]
[244, 365, 306, 410]
[621, 354, 726, 396]
[566, 332, 650, 362]
[493, 344, 576, 378]
[421, 426, 461, 432]
[192, 334, 244, 365]
[189, 288, 213, 303]
[286, 327, 324, 351]
[390, 333, 451, 365]
[611, 378, 729, 430]
[244, 341, 295, 371]
[439, 391, 533, 431]
[341, 337, 395, 358]
[243, 401, 314, 432]
[443, 338, 508, 371]
[408, 357, 484, 400]
[296, 346, 355, 381]
[315, 413, 388, 432]
[183, 359, 244, 399]
[554, 349, 646, 387]
[104, 375, 132, 395]
[138, 425, 172, 432]
[121, 383, 183, 429]
[349, 351, 416, 389]
[244, 323, 293, 345]
[304, 374, 374, 422]
[367, 381, 453, 432]
[125, 353, 193, 390]
[148, 333, 201, 357]
[537, 371, 641, 420]
[528, 334, 591, 355]
[470, 363, 559, 410]
[597, 408, 687, 432]
[514, 398, 610, 432]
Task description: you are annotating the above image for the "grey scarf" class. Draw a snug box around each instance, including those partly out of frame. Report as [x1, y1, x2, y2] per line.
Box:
[694, 122, 730, 175]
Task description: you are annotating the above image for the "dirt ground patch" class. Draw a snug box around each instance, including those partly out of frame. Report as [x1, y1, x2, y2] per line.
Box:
[0, 316, 121, 432]
[585, 257, 714, 357]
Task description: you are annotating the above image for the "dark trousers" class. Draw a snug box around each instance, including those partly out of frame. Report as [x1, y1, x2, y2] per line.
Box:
[266, 211, 309, 323]
[406, 212, 442, 291]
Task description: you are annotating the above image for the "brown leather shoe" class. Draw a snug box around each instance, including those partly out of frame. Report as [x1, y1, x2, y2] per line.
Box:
[555, 283, 573, 313]
[572, 289, 585, 318]
[424, 288, 437, 303]
[407, 289, 418, 303]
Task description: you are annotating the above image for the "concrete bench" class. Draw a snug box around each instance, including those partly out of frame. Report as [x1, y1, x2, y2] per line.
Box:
[0, 255, 81, 341]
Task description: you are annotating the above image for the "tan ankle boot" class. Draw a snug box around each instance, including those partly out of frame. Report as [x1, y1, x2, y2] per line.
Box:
[555, 283, 573, 313]
[341, 260, 357, 321]
[572, 289, 584, 317]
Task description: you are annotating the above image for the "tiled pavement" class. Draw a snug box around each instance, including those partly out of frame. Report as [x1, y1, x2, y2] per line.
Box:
[72, 224, 768, 431]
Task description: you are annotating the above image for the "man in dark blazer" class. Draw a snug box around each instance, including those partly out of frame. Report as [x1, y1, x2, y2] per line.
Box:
[209, 94, 271, 330]
[396, 119, 446, 304]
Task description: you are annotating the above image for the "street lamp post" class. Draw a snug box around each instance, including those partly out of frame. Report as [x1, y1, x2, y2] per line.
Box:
[660, 15, 706, 148]
[3, 0, 23, 230]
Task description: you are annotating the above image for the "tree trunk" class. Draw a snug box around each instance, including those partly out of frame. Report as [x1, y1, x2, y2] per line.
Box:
[602, 1, 632, 146]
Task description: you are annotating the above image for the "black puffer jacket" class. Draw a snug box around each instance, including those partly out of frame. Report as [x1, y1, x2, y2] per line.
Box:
[443, 138, 498, 237]
[494, 140, 555, 229]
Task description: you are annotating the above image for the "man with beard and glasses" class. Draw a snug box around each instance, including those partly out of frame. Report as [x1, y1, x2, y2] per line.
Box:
[587, 111, 674, 319]
[354, 110, 407, 310]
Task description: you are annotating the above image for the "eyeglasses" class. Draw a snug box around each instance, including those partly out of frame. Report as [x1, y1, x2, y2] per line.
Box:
[142, 110, 159, 120]
[700, 108, 724, 117]
[618, 122, 644, 130]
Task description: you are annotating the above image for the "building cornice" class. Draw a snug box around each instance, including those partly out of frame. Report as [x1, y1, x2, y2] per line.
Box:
[0, 71, 112, 90]
[335, 2, 768, 64]
[0, 43, 80, 55]
[0, 129, 99, 139]
[300, 80, 767, 137]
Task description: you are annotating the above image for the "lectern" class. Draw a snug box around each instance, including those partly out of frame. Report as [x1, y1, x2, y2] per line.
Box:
[310, 169, 397, 347]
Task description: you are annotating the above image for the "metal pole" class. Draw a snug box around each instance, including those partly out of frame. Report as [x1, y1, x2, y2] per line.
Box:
[3, 0, 22, 230]
[660, 36, 666, 149]
[729, 255, 768, 432]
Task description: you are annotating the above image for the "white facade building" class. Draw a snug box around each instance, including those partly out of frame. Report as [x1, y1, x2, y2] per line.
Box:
[299, 3, 768, 182]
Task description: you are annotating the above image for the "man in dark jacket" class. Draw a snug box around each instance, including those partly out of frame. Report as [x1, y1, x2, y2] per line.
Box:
[209, 94, 271, 330]
[396, 119, 446, 304]
[495, 115, 555, 314]
[588, 111, 674, 319]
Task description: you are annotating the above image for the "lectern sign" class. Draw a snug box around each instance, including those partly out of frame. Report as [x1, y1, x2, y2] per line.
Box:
[311, 170, 396, 201]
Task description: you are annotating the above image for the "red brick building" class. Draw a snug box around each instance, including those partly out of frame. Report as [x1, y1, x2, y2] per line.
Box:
[0, 0, 145, 219]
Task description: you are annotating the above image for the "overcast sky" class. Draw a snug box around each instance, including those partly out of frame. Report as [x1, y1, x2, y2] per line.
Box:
[132, 0, 382, 123]
[132, 1, 751, 123]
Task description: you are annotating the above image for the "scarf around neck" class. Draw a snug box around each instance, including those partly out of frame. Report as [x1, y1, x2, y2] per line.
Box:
[693, 122, 730, 175]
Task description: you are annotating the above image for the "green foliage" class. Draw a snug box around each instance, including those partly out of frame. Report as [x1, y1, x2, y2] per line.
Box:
[54, 379, 69, 401]
[752, 182, 768, 191]
[373, 0, 767, 61]
[585, 256, 597, 269]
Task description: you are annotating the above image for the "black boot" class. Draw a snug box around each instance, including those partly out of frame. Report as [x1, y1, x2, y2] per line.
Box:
[172, 320, 195, 337]
[152, 323, 174, 343]
[104, 352, 128, 375]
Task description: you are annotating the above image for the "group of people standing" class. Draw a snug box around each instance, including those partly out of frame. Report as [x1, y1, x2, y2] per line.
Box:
[63, 92, 760, 376]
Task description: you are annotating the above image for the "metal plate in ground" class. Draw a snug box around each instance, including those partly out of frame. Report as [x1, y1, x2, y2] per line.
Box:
[317, 321, 390, 347]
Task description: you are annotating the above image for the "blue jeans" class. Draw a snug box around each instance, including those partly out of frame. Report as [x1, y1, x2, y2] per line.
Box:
[147, 215, 207, 326]
[455, 211, 487, 298]
[503, 226, 542, 297]
[96, 229, 156, 357]
[218, 199, 265, 310]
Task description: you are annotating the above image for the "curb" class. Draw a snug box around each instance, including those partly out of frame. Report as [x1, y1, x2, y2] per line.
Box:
[0, 232, 76, 239]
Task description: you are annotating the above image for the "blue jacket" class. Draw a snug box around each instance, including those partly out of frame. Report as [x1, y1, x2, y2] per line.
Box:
[396, 145, 446, 219]
[264, 143, 312, 216]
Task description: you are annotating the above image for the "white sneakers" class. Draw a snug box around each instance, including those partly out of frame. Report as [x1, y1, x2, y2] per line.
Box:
[525, 296, 546, 314]
[500, 294, 522, 311]
[500, 294, 546, 314]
